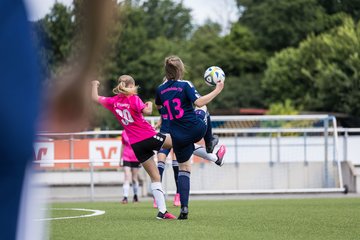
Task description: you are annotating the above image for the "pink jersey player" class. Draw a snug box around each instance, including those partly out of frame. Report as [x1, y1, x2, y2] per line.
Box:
[98, 95, 157, 144]
[119, 130, 141, 204]
[121, 130, 138, 162]
[92, 75, 176, 219]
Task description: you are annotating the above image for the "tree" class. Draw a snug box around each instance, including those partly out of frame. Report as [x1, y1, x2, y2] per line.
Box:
[141, 0, 193, 40]
[318, 0, 360, 21]
[220, 22, 267, 75]
[100, 1, 192, 101]
[236, 0, 335, 52]
[267, 99, 299, 115]
[33, 3, 75, 74]
[263, 16, 360, 116]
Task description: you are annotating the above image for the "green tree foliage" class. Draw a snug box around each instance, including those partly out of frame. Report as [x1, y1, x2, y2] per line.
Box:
[318, 0, 360, 21]
[264, 100, 307, 133]
[32, 0, 360, 129]
[221, 23, 266, 75]
[263, 16, 360, 116]
[236, 0, 335, 52]
[100, 0, 192, 101]
[187, 22, 266, 111]
[33, 3, 75, 74]
[267, 99, 299, 115]
[141, 0, 193, 39]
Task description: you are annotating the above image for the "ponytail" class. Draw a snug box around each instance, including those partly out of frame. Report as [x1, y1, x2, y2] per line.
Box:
[164, 56, 185, 80]
[113, 75, 138, 95]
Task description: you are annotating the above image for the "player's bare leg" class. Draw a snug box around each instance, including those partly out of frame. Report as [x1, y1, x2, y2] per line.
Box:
[141, 157, 176, 219]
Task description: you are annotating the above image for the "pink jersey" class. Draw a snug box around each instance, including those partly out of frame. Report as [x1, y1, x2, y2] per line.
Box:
[98, 94, 157, 144]
[121, 130, 138, 162]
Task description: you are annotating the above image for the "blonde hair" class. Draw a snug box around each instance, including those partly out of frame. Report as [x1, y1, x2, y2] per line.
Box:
[113, 75, 138, 95]
[164, 56, 185, 80]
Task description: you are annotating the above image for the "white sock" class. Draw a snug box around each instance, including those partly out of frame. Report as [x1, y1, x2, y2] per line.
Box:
[123, 182, 130, 198]
[132, 181, 139, 195]
[193, 144, 217, 162]
[151, 182, 167, 213]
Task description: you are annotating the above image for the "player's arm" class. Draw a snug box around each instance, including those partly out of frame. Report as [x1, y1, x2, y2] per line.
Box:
[154, 117, 162, 129]
[154, 88, 162, 110]
[142, 101, 153, 115]
[194, 82, 224, 107]
[91, 80, 101, 102]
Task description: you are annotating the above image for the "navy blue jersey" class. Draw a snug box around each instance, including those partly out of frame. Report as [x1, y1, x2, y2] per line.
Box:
[155, 80, 201, 131]
[158, 107, 170, 133]
[156, 79, 209, 162]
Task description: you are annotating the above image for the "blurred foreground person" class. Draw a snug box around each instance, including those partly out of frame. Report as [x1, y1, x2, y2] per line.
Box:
[0, 0, 114, 239]
[0, 1, 42, 239]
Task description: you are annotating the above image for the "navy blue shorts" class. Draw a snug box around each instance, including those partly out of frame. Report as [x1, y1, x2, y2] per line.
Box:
[171, 110, 207, 163]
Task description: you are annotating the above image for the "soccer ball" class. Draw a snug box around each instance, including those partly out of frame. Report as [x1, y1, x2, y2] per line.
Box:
[204, 66, 225, 86]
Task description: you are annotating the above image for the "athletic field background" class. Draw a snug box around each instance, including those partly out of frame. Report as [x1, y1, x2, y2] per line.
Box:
[48, 198, 360, 240]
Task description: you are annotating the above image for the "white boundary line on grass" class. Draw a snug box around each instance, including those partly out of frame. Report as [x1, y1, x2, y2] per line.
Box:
[36, 208, 105, 221]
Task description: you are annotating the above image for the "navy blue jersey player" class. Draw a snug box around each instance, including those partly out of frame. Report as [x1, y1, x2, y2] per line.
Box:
[155, 80, 221, 208]
[155, 56, 226, 220]
[155, 106, 181, 207]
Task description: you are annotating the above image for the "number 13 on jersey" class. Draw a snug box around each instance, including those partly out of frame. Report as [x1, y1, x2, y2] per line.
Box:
[163, 98, 184, 120]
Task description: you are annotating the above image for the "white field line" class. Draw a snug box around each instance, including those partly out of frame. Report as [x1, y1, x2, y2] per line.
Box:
[35, 208, 105, 221]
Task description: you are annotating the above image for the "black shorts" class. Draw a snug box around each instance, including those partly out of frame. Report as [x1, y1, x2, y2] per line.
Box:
[131, 133, 166, 163]
[122, 160, 141, 168]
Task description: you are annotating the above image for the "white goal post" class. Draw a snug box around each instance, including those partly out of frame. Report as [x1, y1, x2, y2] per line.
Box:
[158, 115, 346, 194]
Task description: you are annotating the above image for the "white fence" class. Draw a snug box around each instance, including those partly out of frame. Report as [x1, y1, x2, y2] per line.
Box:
[33, 115, 360, 199]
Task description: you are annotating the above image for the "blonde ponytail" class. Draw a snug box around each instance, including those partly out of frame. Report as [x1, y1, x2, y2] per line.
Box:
[113, 75, 138, 95]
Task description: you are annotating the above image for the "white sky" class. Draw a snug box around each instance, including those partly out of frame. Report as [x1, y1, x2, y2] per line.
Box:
[24, 0, 239, 30]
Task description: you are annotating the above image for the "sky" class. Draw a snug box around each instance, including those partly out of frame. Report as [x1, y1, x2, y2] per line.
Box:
[24, 0, 239, 31]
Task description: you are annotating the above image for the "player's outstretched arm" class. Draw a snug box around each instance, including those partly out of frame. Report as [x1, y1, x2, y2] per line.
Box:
[194, 81, 224, 107]
[91, 80, 101, 102]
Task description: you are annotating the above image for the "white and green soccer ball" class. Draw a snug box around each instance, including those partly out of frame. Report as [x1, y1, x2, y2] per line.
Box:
[203, 66, 225, 87]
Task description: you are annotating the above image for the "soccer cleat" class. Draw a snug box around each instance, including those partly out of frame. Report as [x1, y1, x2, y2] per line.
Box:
[206, 135, 219, 153]
[173, 193, 181, 207]
[178, 206, 188, 220]
[153, 198, 157, 208]
[156, 211, 176, 220]
[121, 197, 128, 204]
[215, 145, 226, 166]
[132, 194, 139, 203]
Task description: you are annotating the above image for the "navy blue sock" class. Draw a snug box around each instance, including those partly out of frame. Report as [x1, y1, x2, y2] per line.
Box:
[172, 160, 179, 193]
[157, 161, 165, 181]
[203, 113, 213, 146]
[178, 171, 191, 208]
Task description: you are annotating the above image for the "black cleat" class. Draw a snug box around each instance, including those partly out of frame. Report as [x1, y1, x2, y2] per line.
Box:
[132, 194, 139, 203]
[121, 197, 128, 204]
[178, 206, 188, 220]
[206, 135, 219, 153]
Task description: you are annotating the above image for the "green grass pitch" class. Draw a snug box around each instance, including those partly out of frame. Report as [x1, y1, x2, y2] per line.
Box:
[48, 198, 360, 240]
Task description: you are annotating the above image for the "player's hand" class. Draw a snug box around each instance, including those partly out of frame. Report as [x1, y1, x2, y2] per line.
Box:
[92, 80, 100, 87]
[215, 81, 224, 93]
[145, 101, 153, 107]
